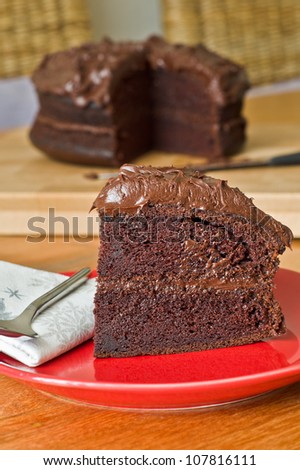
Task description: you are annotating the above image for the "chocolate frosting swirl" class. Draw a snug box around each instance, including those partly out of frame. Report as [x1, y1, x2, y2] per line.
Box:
[92, 165, 293, 248]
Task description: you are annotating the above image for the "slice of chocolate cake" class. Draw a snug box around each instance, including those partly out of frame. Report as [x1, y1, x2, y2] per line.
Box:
[92, 165, 292, 358]
[29, 36, 249, 167]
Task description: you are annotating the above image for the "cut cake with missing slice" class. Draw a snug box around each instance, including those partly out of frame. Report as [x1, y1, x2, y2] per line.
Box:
[29, 36, 249, 167]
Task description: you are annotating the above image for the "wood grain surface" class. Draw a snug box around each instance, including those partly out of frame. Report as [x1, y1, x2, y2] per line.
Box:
[1, 90, 300, 450]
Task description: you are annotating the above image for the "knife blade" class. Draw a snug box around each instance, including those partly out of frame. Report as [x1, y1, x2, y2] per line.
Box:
[186, 151, 300, 173]
[84, 151, 300, 181]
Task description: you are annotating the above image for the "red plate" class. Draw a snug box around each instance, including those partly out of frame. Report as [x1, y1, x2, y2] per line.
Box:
[1, 268, 300, 410]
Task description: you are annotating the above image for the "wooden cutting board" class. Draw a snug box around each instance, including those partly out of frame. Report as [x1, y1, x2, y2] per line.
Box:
[1, 91, 300, 237]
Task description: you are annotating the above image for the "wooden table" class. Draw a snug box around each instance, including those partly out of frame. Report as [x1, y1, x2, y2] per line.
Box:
[1, 90, 300, 450]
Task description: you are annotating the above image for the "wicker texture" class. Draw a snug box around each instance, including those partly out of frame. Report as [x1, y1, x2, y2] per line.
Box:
[0, 0, 91, 78]
[162, 0, 300, 85]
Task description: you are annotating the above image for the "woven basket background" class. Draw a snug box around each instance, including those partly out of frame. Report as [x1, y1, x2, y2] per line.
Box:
[0, 0, 91, 78]
[161, 0, 300, 85]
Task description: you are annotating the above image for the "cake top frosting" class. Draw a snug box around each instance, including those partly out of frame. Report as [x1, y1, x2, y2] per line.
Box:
[32, 36, 249, 107]
[147, 36, 249, 105]
[92, 164, 292, 247]
[32, 39, 145, 107]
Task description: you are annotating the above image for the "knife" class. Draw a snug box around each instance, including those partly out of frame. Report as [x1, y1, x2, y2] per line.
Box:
[186, 151, 300, 173]
[84, 151, 300, 180]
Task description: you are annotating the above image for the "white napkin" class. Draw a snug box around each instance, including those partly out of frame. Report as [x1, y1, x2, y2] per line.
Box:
[0, 261, 96, 367]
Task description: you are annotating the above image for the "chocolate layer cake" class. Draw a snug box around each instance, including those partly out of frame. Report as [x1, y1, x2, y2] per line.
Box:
[92, 165, 292, 358]
[30, 36, 249, 167]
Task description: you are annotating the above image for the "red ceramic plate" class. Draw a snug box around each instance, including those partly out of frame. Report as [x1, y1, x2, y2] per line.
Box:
[0, 268, 300, 410]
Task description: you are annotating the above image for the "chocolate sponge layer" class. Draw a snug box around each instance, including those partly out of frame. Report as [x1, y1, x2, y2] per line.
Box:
[94, 281, 285, 358]
[97, 207, 284, 284]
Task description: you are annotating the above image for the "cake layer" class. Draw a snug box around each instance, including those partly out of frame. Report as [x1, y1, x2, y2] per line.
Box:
[38, 93, 113, 126]
[93, 282, 285, 358]
[152, 69, 244, 122]
[97, 207, 285, 283]
[153, 113, 245, 157]
[29, 119, 118, 166]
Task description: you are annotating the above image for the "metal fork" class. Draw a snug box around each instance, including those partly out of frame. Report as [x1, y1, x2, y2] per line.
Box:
[0, 268, 91, 338]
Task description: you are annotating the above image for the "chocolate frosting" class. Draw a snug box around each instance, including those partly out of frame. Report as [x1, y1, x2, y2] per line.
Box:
[32, 36, 249, 108]
[32, 39, 145, 107]
[92, 165, 293, 248]
[146, 36, 249, 105]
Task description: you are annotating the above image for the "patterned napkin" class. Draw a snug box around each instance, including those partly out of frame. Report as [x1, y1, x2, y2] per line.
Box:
[0, 261, 96, 367]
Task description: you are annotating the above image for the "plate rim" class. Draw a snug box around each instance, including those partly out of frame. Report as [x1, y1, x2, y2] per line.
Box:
[1, 347, 300, 392]
[0, 267, 300, 393]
